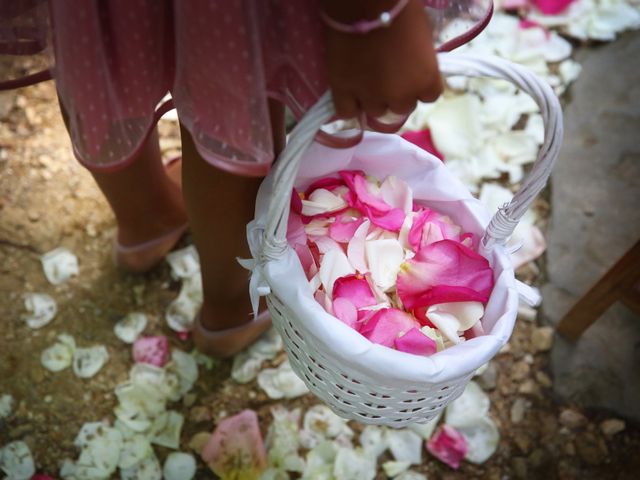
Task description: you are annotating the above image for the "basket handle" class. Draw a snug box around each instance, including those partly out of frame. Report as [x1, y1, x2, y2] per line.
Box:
[260, 53, 563, 261]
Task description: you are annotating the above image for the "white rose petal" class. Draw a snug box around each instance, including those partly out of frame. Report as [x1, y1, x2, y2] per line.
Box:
[265, 407, 304, 473]
[41, 247, 79, 285]
[0, 441, 35, 480]
[396, 471, 428, 480]
[445, 381, 491, 428]
[428, 94, 483, 160]
[166, 245, 200, 279]
[382, 460, 411, 477]
[365, 239, 404, 292]
[426, 302, 484, 344]
[166, 350, 199, 397]
[407, 410, 442, 440]
[120, 453, 162, 480]
[151, 410, 184, 449]
[333, 447, 376, 480]
[359, 425, 388, 459]
[163, 452, 196, 480]
[456, 415, 500, 464]
[73, 345, 109, 378]
[319, 248, 355, 298]
[303, 441, 337, 480]
[258, 360, 309, 400]
[301, 188, 347, 216]
[23, 293, 57, 329]
[41, 341, 74, 372]
[385, 429, 423, 465]
[299, 405, 353, 449]
[380, 176, 413, 214]
[114, 312, 147, 343]
[165, 275, 203, 332]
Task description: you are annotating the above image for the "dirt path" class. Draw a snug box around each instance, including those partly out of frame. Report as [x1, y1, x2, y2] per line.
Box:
[1, 82, 638, 479]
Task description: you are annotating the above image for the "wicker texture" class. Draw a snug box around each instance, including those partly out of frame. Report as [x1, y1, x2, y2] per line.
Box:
[249, 53, 563, 426]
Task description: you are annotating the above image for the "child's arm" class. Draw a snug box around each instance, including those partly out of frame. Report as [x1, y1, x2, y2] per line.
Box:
[322, 0, 443, 120]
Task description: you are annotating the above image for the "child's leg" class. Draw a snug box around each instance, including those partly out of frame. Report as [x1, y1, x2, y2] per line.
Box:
[89, 127, 187, 250]
[183, 100, 286, 357]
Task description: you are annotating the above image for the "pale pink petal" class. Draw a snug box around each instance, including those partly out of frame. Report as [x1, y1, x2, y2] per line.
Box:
[315, 289, 334, 315]
[380, 176, 413, 214]
[359, 308, 420, 347]
[329, 214, 365, 243]
[287, 213, 307, 246]
[394, 327, 437, 356]
[347, 219, 370, 273]
[333, 274, 377, 308]
[202, 410, 267, 478]
[132, 336, 170, 367]
[397, 240, 494, 309]
[304, 218, 331, 237]
[314, 236, 344, 255]
[365, 208, 405, 232]
[332, 297, 358, 328]
[177, 331, 191, 341]
[426, 425, 468, 469]
[294, 243, 317, 279]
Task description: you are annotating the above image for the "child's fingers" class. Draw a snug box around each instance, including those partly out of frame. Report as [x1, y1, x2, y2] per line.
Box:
[418, 75, 444, 103]
[332, 90, 360, 119]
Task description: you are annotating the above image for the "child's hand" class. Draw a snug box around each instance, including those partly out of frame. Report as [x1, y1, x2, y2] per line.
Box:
[324, 0, 443, 122]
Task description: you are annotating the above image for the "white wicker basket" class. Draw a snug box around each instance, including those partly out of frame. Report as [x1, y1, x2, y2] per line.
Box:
[245, 53, 563, 427]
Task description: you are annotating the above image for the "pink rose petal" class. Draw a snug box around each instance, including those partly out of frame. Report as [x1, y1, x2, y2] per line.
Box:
[533, 0, 574, 15]
[359, 308, 420, 347]
[340, 170, 405, 232]
[202, 410, 267, 479]
[132, 335, 170, 367]
[397, 240, 494, 309]
[427, 425, 468, 469]
[294, 243, 317, 279]
[287, 213, 308, 246]
[394, 327, 437, 356]
[333, 274, 377, 309]
[332, 297, 358, 328]
[400, 128, 444, 161]
[32, 475, 55, 480]
[304, 176, 346, 197]
[329, 214, 365, 243]
[290, 188, 302, 214]
[177, 330, 191, 341]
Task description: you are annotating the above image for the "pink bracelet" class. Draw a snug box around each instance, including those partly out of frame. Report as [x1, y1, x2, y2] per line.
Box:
[321, 0, 411, 34]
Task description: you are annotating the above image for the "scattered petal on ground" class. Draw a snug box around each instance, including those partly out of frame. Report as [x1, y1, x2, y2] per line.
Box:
[114, 312, 148, 344]
[426, 425, 468, 469]
[202, 410, 267, 480]
[41, 334, 76, 372]
[232, 328, 283, 384]
[333, 447, 376, 480]
[0, 441, 35, 480]
[40, 247, 79, 285]
[163, 452, 196, 480]
[299, 405, 354, 450]
[385, 429, 423, 464]
[382, 460, 411, 477]
[133, 336, 170, 368]
[257, 361, 309, 400]
[22, 293, 57, 329]
[0, 394, 13, 419]
[166, 245, 200, 279]
[72, 345, 109, 378]
[265, 407, 305, 473]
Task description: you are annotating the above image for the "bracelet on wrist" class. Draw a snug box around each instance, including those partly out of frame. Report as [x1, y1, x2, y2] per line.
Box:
[321, 0, 411, 35]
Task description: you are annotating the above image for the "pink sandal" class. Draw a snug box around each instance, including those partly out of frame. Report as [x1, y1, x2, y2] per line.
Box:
[114, 157, 188, 273]
[193, 310, 272, 358]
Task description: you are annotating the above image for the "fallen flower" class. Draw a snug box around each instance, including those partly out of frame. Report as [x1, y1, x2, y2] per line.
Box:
[133, 336, 170, 368]
[426, 425, 468, 469]
[22, 293, 57, 329]
[257, 361, 309, 400]
[114, 312, 148, 344]
[40, 247, 79, 285]
[202, 410, 267, 480]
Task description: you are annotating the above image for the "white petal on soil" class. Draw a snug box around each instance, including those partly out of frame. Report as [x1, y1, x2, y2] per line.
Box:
[71, 421, 123, 479]
[120, 453, 162, 480]
[299, 405, 353, 449]
[41, 335, 76, 372]
[359, 425, 388, 459]
[333, 447, 376, 480]
[265, 407, 304, 472]
[117, 432, 153, 469]
[385, 429, 423, 465]
[559, 59, 583, 85]
[72, 345, 109, 378]
[319, 248, 355, 298]
[428, 94, 483, 160]
[166, 245, 200, 279]
[114, 312, 148, 344]
[525, 114, 545, 145]
[165, 275, 203, 332]
[166, 349, 199, 397]
[455, 415, 500, 464]
[260, 468, 291, 480]
[151, 410, 184, 449]
[382, 460, 411, 477]
[40, 247, 79, 285]
[0, 394, 14, 419]
[257, 360, 309, 400]
[22, 293, 57, 329]
[302, 441, 338, 480]
[232, 328, 283, 384]
[445, 381, 490, 428]
[163, 452, 196, 480]
[365, 239, 404, 292]
[0, 441, 35, 480]
[407, 410, 442, 440]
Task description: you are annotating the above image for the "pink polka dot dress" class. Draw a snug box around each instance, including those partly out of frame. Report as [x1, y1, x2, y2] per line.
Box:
[0, 0, 493, 176]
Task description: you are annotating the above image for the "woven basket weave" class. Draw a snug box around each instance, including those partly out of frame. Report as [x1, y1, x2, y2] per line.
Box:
[246, 53, 563, 426]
